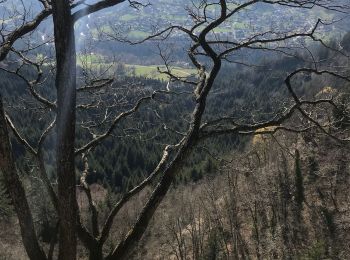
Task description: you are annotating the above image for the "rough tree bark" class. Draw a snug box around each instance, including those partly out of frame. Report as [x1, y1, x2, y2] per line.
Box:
[51, 0, 77, 259]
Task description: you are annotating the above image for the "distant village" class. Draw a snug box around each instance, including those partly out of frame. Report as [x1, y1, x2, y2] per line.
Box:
[90, 2, 331, 42]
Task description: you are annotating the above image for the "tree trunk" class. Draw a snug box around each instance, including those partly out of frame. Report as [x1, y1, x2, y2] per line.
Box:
[89, 245, 103, 260]
[51, 1, 77, 259]
[0, 96, 47, 260]
[107, 61, 221, 259]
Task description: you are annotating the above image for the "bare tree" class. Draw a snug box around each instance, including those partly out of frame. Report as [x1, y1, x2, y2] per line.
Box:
[106, 1, 350, 258]
[0, 0, 350, 260]
[0, 96, 47, 260]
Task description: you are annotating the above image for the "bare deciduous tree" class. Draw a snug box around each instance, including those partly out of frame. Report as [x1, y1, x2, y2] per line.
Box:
[0, 0, 349, 260]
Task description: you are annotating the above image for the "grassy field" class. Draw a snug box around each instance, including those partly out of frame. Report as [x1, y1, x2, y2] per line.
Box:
[125, 64, 198, 81]
[127, 30, 150, 39]
[76, 54, 197, 80]
[120, 14, 138, 21]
